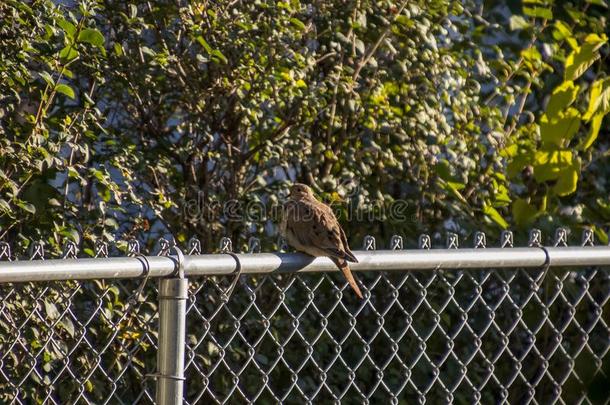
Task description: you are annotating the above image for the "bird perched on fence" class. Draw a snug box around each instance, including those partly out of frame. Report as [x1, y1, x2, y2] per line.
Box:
[280, 183, 363, 299]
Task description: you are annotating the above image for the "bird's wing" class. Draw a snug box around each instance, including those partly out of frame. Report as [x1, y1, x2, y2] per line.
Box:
[284, 199, 350, 260]
[338, 226, 358, 263]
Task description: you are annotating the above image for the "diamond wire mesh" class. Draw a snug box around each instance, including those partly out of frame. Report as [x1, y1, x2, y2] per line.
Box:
[0, 279, 159, 404]
[0, 233, 609, 404]
[0, 240, 159, 404]
[185, 267, 610, 404]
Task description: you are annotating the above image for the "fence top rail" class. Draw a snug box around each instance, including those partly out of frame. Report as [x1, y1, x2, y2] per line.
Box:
[0, 246, 609, 283]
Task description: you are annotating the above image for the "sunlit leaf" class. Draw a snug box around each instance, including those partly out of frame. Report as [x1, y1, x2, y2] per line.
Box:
[59, 45, 79, 61]
[546, 81, 579, 118]
[39, 71, 54, 86]
[565, 34, 607, 81]
[483, 204, 509, 228]
[211, 49, 228, 64]
[553, 161, 579, 196]
[512, 198, 539, 227]
[78, 28, 105, 49]
[289, 18, 306, 31]
[55, 83, 75, 99]
[523, 5, 552, 19]
[539, 108, 580, 147]
[579, 113, 605, 150]
[533, 150, 573, 182]
[583, 78, 610, 120]
[509, 15, 531, 30]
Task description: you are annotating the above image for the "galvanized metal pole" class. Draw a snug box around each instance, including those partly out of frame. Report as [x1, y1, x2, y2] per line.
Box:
[2, 247, 610, 282]
[156, 277, 188, 405]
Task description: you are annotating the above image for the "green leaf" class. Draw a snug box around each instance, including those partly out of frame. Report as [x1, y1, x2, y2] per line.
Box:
[509, 15, 531, 30]
[435, 159, 453, 180]
[546, 81, 579, 118]
[565, 34, 607, 81]
[0, 199, 11, 213]
[579, 113, 605, 150]
[17, 201, 36, 214]
[512, 198, 538, 227]
[196, 36, 212, 53]
[553, 161, 579, 196]
[533, 150, 573, 182]
[6, 0, 33, 15]
[583, 78, 610, 120]
[104, 217, 119, 228]
[395, 15, 412, 27]
[520, 47, 541, 63]
[44, 300, 60, 320]
[539, 108, 580, 147]
[39, 71, 54, 86]
[523, 6, 553, 19]
[59, 45, 79, 61]
[60, 318, 75, 337]
[440, 180, 468, 204]
[483, 204, 508, 228]
[553, 21, 573, 42]
[55, 84, 75, 99]
[289, 17, 306, 31]
[78, 28, 105, 49]
[211, 49, 228, 64]
[507, 150, 533, 179]
[113, 42, 124, 56]
[58, 19, 76, 39]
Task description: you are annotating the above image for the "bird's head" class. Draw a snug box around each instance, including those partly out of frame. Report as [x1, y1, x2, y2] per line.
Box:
[289, 183, 315, 200]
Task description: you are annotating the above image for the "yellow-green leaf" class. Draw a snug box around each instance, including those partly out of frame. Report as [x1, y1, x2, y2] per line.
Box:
[583, 78, 610, 120]
[18, 201, 36, 214]
[579, 113, 605, 150]
[78, 28, 105, 49]
[509, 15, 531, 31]
[196, 36, 212, 53]
[565, 35, 607, 81]
[0, 199, 11, 213]
[289, 17, 306, 31]
[483, 204, 508, 228]
[55, 84, 75, 99]
[439, 179, 468, 204]
[512, 198, 538, 227]
[59, 45, 79, 61]
[553, 161, 579, 196]
[521, 47, 541, 63]
[533, 150, 573, 182]
[211, 49, 228, 64]
[58, 19, 76, 39]
[539, 108, 581, 148]
[39, 71, 54, 86]
[523, 5, 552, 19]
[552, 21, 573, 43]
[546, 81, 579, 118]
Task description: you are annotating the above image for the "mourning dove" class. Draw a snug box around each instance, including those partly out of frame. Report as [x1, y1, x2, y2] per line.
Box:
[280, 183, 363, 299]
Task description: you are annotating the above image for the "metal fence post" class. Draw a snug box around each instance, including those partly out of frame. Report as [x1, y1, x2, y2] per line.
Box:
[156, 277, 188, 405]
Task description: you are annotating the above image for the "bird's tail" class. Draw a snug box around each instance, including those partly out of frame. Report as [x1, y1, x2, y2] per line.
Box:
[332, 258, 363, 299]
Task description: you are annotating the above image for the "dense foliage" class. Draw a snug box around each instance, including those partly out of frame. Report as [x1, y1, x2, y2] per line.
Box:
[2, 0, 607, 254]
[1, 0, 609, 403]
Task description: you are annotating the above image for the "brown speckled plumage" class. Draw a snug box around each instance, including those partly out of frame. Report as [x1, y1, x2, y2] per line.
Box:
[280, 183, 362, 299]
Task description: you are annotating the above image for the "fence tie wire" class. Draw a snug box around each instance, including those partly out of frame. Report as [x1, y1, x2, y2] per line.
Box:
[219, 237, 242, 302]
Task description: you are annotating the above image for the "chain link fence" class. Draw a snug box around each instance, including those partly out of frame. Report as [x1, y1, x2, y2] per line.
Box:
[0, 229, 609, 404]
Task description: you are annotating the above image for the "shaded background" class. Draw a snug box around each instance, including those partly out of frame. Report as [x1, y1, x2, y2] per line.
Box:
[1, 0, 609, 254]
